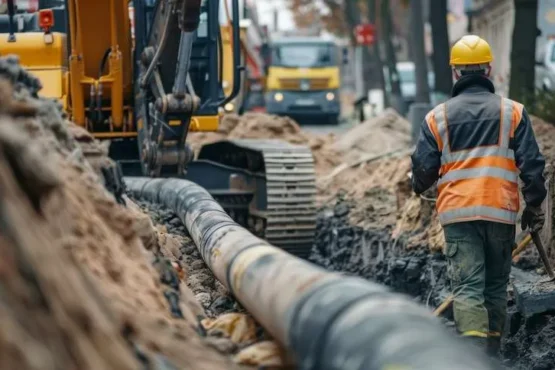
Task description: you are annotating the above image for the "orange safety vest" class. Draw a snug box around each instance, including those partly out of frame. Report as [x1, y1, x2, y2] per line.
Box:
[425, 97, 524, 225]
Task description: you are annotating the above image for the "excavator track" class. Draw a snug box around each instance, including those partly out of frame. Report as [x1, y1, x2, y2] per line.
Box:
[247, 139, 317, 257]
[192, 139, 317, 258]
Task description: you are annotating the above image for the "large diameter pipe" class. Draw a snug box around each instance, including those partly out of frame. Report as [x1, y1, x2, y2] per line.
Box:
[125, 177, 499, 370]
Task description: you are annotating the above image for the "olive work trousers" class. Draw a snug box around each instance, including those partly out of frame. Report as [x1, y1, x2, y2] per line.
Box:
[443, 221, 515, 338]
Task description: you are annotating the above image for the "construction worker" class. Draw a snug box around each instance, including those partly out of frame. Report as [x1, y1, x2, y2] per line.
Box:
[410, 35, 547, 356]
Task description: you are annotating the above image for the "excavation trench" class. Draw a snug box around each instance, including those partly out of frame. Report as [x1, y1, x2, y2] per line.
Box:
[312, 198, 555, 370]
[125, 176, 499, 370]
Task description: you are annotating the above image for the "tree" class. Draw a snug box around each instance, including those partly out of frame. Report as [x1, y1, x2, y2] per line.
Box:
[381, 0, 406, 113]
[367, 0, 388, 105]
[509, 0, 539, 105]
[288, 0, 348, 36]
[429, 0, 452, 96]
[344, 0, 381, 93]
[288, 0, 387, 94]
[409, 0, 430, 104]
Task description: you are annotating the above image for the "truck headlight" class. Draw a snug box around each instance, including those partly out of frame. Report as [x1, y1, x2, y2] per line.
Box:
[224, 103, 234, 112]
[326, 92, 335, 101]
[274, 92, 284, 102]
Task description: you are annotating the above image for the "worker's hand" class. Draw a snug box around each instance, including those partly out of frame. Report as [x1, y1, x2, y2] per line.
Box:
[521, 205, 545, 233]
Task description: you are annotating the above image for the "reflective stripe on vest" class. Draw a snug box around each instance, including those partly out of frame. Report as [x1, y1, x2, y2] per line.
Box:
[427, 97, 522, 225]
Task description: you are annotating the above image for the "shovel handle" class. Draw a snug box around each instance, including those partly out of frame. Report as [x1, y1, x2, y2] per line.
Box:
[433, 295, 454, 316]
[512, 234, 533, 259]
[531, 231, 555, 279]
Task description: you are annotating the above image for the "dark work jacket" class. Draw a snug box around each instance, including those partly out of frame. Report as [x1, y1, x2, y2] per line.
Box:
[410, 74, 547, 208]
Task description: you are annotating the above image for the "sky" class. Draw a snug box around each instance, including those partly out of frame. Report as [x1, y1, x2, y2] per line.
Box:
[256, 0, 294, 31]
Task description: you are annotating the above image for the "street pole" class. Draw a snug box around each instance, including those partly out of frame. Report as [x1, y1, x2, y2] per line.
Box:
[409, 0, 430, 104]
[408, 0, 432, 143]
[381, 0, 406, 115]
[368, 0, 388, 107]
[429, 0, 452, 99]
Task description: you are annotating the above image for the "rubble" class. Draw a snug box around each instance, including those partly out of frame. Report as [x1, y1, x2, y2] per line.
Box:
[136, 201, 287, 367]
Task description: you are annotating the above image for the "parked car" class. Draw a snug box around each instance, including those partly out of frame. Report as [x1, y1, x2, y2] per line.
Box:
[383, 62, 437, 109]
[535, 39, 555, 93]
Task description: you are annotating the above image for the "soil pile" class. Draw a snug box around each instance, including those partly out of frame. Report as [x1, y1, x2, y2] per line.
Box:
[0, 56, 267, 369]
[332, 108, 412, 162]
[316, 109, 413, 228]
[188, 112, 340, 175]
[531, 115, 555, 162]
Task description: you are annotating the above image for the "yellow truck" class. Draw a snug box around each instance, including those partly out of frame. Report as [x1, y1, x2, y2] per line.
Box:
[265, 36, 342, 125]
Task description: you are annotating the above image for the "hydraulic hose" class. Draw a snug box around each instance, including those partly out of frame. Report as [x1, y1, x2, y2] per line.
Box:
[124, 177, 500, 370]
[140, 5, 173, 88]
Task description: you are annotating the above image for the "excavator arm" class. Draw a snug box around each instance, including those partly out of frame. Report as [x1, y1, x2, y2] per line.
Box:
[65, 0, 242, 176]
[132, 0, 242, 176]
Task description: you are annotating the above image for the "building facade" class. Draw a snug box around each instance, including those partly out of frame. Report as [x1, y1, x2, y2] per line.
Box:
[468, 0, 514, 96]
[468, 0, 555, 96]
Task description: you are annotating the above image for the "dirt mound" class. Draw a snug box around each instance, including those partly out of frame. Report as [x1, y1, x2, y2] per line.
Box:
[316, 110, 413, 228]
[332, 108, 412, 162]
[531, 115, 555, 164]
[0, 57, 253, 369]
[188, 112, 340, 175]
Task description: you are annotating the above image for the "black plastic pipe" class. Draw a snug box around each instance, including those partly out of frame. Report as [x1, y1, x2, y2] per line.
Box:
[125, 177, 500, 370]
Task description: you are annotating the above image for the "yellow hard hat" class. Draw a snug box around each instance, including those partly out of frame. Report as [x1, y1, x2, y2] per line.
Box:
[450, 35, 493, 66]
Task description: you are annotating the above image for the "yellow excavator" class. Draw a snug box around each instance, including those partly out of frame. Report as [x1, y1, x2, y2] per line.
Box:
[0, 0, 317, 257]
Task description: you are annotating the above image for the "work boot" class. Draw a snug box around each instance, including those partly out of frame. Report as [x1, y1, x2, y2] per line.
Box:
[487, 336, 502, 359]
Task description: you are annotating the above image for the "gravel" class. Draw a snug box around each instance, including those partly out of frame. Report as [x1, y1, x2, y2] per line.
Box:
[134, 200, 271, 358]
[136, 200, 246, 318]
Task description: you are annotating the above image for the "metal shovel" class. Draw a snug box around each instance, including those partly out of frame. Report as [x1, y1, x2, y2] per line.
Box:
[530, 230, 555, 283]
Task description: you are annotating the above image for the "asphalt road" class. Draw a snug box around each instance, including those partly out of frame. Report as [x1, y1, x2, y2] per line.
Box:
[297, 117, 356, 135]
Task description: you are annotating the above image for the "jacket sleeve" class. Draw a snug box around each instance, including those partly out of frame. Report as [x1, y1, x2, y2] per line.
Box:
[514, 109, 547, 207]
[411, 118, 441, 195]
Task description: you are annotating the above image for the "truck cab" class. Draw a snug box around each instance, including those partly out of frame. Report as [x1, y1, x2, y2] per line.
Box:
[265, 36, 341, 125]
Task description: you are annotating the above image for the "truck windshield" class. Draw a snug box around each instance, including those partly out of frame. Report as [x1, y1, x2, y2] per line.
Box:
[272, 43, 335, 68]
